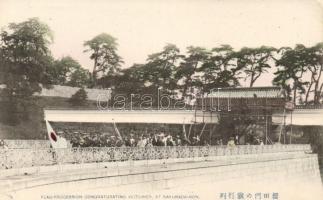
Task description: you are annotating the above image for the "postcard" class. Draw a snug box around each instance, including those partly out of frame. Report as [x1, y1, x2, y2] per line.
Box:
[0, 0, 322, 200]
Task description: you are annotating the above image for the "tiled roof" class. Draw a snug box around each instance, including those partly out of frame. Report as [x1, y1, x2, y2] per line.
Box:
[208, 87, 284, 98]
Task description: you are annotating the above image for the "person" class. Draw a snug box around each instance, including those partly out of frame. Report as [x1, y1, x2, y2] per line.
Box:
[109, 136, 116, 147]
[152, 134, 158, 146]
[129, 134, 136, 147]
[0, 139, 4, 148]
[235, 135, 239, 145]
[216, 138, 223, 145]
[137, 136, 147, 148]
[196, 135, 201, 146]
[175, 135, 182, 146]
[124, 136, 131, 147]
[161, 133, 167, 146]
[192, 136, 200, 146]
[146, 138, 153, 147]
[203, 140, 210, 146]
[192, 137, 197, 146]
[156, 134, 165, 146]
[166, 136, 174, 146]
[106, 138, 112, 147]
[227, 137, 235, 147]
[115, 138, 124, 147]
[0, 139, 8, 150]
[71, 137, 79, 147]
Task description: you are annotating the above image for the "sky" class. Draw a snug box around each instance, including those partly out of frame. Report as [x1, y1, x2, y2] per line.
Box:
[0, 0, 323, 86]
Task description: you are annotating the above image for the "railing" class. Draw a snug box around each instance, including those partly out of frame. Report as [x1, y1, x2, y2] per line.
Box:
[2, 140, 51, 149]
[295, 105, 323, 109]
[0, 145, 311, 170]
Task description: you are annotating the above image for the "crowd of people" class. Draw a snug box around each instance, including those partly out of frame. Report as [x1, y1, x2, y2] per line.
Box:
[52, 122, 268, 148]
[52, 124, 269, 148]
[66, 133, 265, 148]
[1, 134, 266, 149]
[68, 131, 209, 148]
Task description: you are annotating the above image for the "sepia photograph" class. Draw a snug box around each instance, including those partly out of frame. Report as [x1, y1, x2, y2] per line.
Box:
[0, 0, 323, 199]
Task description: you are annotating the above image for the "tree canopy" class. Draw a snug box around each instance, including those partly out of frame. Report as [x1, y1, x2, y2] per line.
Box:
[48, 56, 91, 87]
[1, 18, 322, 111]
[84, 33, 123, 86]
[273, 44, 323, 105]
[0, 18, 53, 95]
[69, 88, 88, 106]
[0, 18, 54, 124]
[235, 46, 276, 87]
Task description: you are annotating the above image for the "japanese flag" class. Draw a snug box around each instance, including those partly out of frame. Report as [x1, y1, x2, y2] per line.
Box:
[46, 120, 67, 149]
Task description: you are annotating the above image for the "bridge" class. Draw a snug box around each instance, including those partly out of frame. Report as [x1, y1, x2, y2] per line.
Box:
[272, 108, 323, 126]
[44, 109, 218, 124]
[44, 107, 323, 126]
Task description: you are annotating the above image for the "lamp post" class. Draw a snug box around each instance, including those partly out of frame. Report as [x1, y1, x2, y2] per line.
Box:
[158, 87, 162, 110]
[227, 89, 231, 112]
[265, 90, 268, 145]
[201, 92, 205, 111]
[108, 88, 112, 110]
[290, 110, 293, 144]
[130, 93, 134, 110]
[217, 88, 221, 111]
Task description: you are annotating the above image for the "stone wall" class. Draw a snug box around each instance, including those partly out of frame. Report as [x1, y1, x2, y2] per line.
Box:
[35, 85, 111, 101]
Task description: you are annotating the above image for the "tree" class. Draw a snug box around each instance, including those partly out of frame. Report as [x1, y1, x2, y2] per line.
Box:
[274, 43, 323, 105]
[84, 33, 123, 86]
[99, 64, 146, 95]
[308, 43, 323, 105]
[273, 45, 309, 104]
[68, 66, 91, 88]
[235, 46, 276, 87]
[69, 88, 88, 106]
[0, 18, 53, 124]
[199, 45, 241, 92]
[175, 46, 211, 99]
[48, 56, 91, 87]
[143, 44, 183, 92]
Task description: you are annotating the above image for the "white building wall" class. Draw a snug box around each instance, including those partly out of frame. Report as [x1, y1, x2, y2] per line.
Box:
[44, 110, 219, 124]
